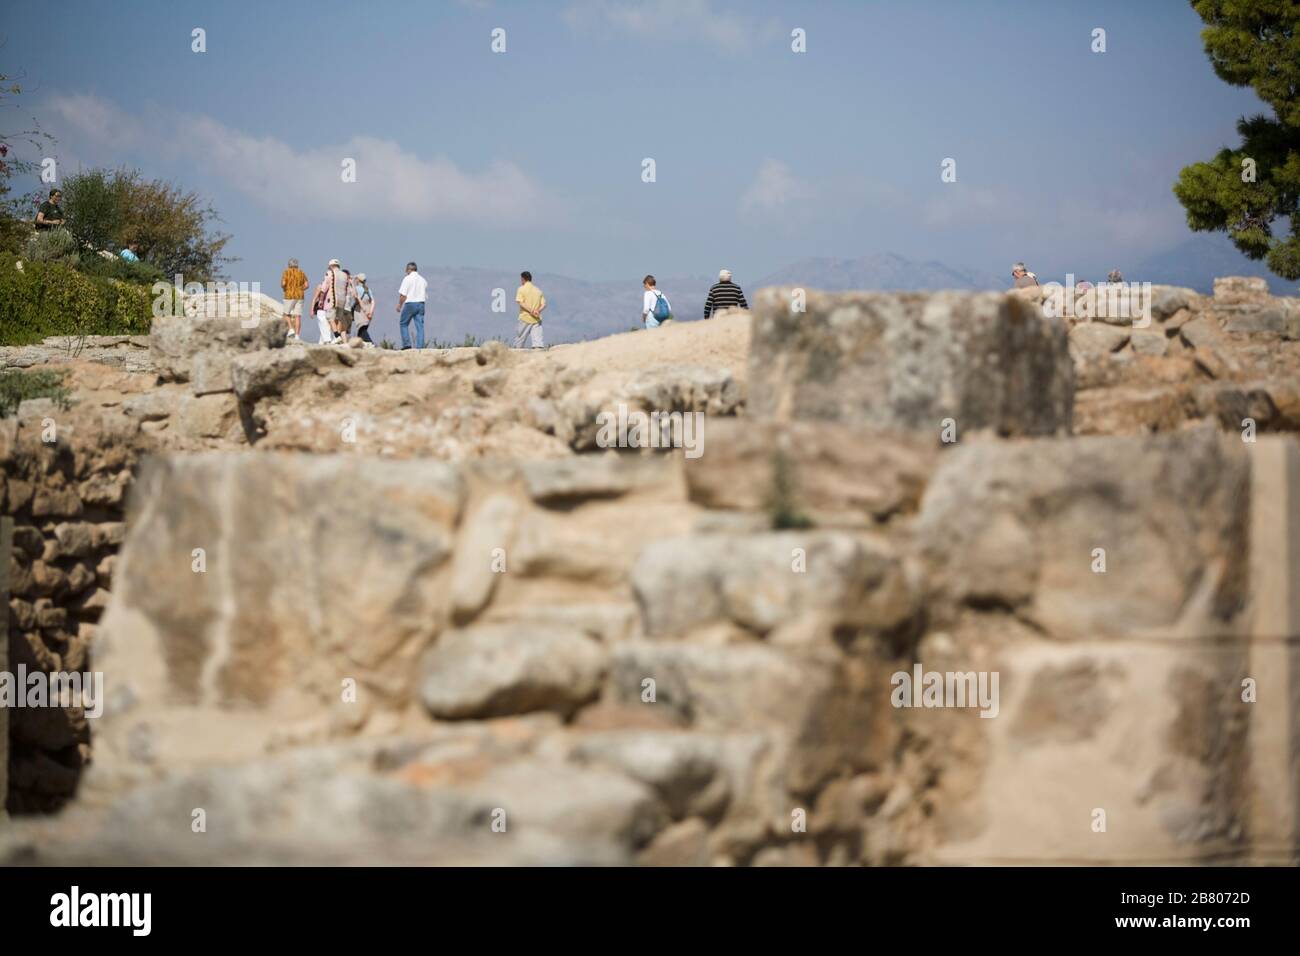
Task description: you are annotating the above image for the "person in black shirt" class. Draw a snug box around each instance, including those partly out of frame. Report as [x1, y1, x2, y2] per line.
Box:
[34, 188, 65, 230]
[703, 269, 748, 319]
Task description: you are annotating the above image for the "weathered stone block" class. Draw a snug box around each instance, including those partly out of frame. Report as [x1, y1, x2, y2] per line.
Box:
[91, 453, 465, 786]
[749, 288, 1073, 435]
[684, 419, 936, 524]
[631, 531, 915, 641]
[419, 623, 607, 719]
[150, 313, 286, 384]
[916, 428, 1250, 639]
[1213, 276, 1271, 305]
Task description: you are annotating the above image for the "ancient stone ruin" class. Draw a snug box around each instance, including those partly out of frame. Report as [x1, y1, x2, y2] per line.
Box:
[1, 280, 1297, 864]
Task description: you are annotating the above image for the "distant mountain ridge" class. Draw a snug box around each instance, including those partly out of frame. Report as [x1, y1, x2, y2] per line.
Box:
[1132, 235, 1297, 296]
[757, 254, 1004, 293]
[351, 241, 1295, 347]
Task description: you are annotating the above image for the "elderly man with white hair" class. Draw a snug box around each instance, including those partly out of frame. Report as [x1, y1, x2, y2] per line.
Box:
[1011, 262, 1039, 289]
[704, 268, 749, 319]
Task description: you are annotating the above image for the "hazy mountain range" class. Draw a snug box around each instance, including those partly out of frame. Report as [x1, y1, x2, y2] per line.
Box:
[354, 237, 1297, 347]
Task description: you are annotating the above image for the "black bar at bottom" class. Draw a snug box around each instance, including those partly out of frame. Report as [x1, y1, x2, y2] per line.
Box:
[0, 865, 1287, 940]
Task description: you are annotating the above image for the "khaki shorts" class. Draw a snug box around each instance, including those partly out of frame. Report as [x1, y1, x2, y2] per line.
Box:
[284, 298, 303, 316]
[332, 307, 352, 333]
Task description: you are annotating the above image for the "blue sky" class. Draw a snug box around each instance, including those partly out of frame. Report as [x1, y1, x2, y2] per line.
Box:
[0, 0, 1273, 295]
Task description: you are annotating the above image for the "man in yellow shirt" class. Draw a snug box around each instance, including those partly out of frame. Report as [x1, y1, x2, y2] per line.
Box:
[513, 270, 546, 349]
[280, 258, 309, 339]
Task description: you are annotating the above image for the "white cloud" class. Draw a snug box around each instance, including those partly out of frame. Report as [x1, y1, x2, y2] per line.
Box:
[564, 0, 775, 53]
[740, 159, 814, 216]
[44, 93, 549, 225]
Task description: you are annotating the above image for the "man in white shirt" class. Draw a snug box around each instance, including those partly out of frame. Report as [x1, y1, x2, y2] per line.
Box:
[395, 261, 428, 349]
[641, 274, 672, 328]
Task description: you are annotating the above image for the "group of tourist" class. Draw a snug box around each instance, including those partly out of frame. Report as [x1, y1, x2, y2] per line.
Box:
[279, 258, 376, 347]
[278, 260, 752, 351]
[643, 269, 750, 328]
[1012, 262, 1124, 291]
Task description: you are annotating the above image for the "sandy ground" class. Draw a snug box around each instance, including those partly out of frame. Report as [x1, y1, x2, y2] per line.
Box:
[6, 311, 753, 435]
[515, 309, 750, 383]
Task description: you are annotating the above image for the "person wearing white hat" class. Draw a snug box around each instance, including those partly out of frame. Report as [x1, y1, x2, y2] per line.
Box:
[315, 258, 351, 344]
[703, 268, 748, 319]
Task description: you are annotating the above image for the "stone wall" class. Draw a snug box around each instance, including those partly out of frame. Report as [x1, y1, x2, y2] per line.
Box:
[4, 283, 1299, 864]
[6, 426, 1291, 865]
[0, 399, 141, 813]
[1051, 277, 1300, 435]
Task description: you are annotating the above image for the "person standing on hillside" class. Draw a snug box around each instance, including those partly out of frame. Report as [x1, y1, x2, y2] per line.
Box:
[34, 188, 65, 230]
[513, 270, 546, 349]
[336, 269, 359, 344]
[317, 258, 351, 344]
[1011, 262, 1039, 289]
[642, 275, 673, 328]
[703, 269, 748, 319]
[280, 257, 308, 340]
[311, 283, 331, 344]
[395, 261, 427, 349]
[353, 272, 376, 347]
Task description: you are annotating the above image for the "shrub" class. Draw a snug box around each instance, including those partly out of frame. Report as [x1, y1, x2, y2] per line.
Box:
[0, 369, 71, 418]
[0, 253, 168, 345]
[61, 168, 131, 253]
[62, 167, 233, 282]
[77, 252, 167, 286]
[427, 334, 503, 349]
[23, 226, 80, 267]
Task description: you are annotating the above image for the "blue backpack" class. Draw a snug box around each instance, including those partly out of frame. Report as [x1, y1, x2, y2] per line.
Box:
[652, 291, 672, 320]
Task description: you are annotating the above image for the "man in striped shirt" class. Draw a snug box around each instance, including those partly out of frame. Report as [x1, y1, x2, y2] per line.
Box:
[704, 269, 749, 319]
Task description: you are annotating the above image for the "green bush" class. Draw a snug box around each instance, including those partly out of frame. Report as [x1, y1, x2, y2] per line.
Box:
[23, 227, 80, 267]
[61, 167, 129, 253]
[61, 167, 233, 283]
[77, 252, 168, 286]
[0, 253, 171, 345]
[0, 369, 71, 418]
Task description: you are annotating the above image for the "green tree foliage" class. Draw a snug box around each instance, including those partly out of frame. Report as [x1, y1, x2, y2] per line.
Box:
[1174, 1, 1300, 280]
[62, 167, 233, 282]
[59, 167, 130, 252]
[0, 73, 55, 256]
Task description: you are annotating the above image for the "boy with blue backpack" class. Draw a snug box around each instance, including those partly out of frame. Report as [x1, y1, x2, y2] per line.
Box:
[642, 275, 673, 328]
